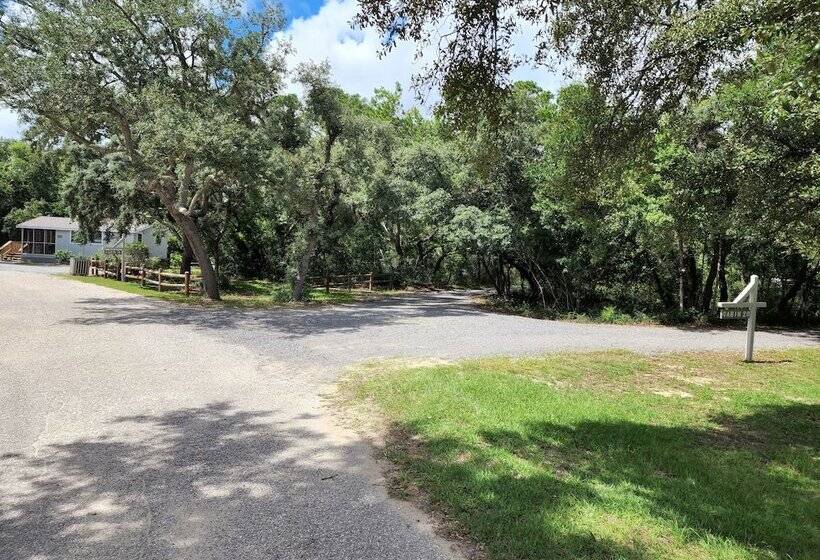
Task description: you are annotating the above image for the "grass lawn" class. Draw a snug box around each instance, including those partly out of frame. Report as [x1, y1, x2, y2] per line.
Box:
[65, 275, 361, 307]
[338, 348, 820, 560]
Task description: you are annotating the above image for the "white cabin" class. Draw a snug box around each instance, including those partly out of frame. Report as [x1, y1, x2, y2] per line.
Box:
[16, 216, 168, 263]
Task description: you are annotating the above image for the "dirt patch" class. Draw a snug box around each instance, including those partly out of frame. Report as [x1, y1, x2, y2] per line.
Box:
[651, 389, 694, 398]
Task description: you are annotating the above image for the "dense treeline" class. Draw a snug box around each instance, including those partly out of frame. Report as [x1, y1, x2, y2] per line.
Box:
[0, 0, 816, 321]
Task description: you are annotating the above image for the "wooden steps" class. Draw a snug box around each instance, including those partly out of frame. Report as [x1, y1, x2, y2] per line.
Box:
[0, 241, 22, 262]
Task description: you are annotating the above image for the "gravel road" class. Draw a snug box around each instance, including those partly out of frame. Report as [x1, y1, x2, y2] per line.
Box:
[1, 265, 816, 559]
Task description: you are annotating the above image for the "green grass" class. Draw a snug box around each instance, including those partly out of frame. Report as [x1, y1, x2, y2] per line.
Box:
[65, 275, 361, 307]
[338, 348, 820, 560]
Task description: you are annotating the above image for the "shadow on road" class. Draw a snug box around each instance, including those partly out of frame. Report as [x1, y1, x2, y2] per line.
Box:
[60, 292, 483, 338]
[60, 289, 820, 346]
[0, 402, 415, 559]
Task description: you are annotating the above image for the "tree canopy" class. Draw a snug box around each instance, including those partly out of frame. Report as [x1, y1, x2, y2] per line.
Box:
[356, 0, 819, 126]
[0, 1, 816, 320]
[0, 0, 288, 298]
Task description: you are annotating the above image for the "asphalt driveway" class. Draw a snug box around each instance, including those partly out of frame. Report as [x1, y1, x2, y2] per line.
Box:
[1, 265, 816, 559]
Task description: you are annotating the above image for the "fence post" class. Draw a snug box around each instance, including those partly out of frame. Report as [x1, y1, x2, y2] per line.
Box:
[325, 276, 330, 293]
[184, 271, 190, 296]
[140, 267, 145, 287]
[368, 272, 373, 292]
[158, 269, 163, 292]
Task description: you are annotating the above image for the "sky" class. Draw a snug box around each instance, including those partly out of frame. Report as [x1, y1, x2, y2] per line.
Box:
[0, 0, 565, 139]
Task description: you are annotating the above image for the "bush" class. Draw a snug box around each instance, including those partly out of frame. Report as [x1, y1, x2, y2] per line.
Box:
[123, 241, 149, 265]
[598, 305, 632, 324]
[54, 250, 72, 264]
[92, 251, 119, 265]
[270, 283, 293, 303]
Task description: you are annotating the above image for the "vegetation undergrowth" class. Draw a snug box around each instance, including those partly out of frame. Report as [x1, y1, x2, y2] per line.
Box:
[337, 348, 820, 560]
[475, 295, 701, 326]
[475, 295, 820, 328]
[64, 275, 365, 307]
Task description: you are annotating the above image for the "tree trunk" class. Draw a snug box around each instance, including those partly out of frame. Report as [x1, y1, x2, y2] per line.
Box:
[481, 255, 505, 296]
[701, 236, 721, 313]
[513, 261, 545, 307]
[777, 260, 809, 316]
[685, 250, 698, 308]
[154, 187, 220, 300]
[172, 212, 220, 300]
[718, 238, 732, 301]
[431, 251, 446, 283]
[651, 266, 674, 309]
[291, 131, 337, 302]
[676, 234, 686, 310]
[292, 224, 319, 302]
[179, 234, 193, 274]
[498, 256, 506, 297]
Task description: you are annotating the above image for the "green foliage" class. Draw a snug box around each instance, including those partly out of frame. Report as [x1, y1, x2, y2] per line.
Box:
[0, 3, 815, 320]
[356, 0, 819, 128]
[145, 257, 164, 270]
[53, 250, 72, 264]
[0, 0, 290, 299]
[123, 242, 149, 265]
[598, 305, 628, 324]
[0, 140, 64, 241]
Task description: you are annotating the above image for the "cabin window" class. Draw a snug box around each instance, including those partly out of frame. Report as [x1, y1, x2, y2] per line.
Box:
[71, 231, 102, 244]
[22, 229, 56, 255]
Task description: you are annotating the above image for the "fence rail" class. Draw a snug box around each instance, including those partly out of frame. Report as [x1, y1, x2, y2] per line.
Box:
[69, 257, 90, 276]
[307, 272, 395, 292]
[90, 259, 202, 296]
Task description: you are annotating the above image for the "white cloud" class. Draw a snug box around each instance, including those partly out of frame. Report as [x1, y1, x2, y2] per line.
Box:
[273, 0, 567, 110]
[0, 107, 24, 140]
[272, 0, 427, 108]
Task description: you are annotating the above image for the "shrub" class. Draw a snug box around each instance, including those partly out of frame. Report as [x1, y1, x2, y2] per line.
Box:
[123, 241, 149, 265]
[93, 251, 119, 265]
[271, 283, 293, 303]
[54, 250, 72, 264]
[169, 252, 183, 269]
[599, 305, 631, 324]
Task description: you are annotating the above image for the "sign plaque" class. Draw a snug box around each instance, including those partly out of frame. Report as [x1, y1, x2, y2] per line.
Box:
[717, 275, 767, 362]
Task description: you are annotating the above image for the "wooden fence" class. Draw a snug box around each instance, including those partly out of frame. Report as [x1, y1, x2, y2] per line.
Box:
[308, 272, 395, 292]
[69, 257, 90, 276]
[90, 259, 202, 296]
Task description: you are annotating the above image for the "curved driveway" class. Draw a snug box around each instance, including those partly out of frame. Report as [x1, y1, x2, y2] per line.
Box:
[1, 265, 816, 559]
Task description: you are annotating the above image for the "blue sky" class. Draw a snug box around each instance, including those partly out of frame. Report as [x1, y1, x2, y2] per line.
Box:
[277, 0, 324, 21]
[243, 0, 324, 22]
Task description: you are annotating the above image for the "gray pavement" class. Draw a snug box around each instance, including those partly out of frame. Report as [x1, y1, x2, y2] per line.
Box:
[1, 265, 817, 559]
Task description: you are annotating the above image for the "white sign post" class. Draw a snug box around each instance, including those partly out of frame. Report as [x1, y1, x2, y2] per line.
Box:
[717, 274, 767, 362]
